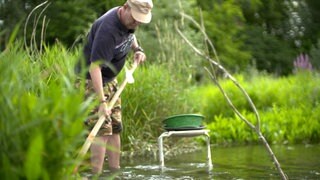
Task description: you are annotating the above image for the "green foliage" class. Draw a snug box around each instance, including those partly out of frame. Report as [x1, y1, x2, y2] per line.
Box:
[194, 0, 251, 72]
[206, 113, 258, 145]
[0, 0, 26, 50]
[189, 74, 254, 122]
[304, 0, 320, 46]
[136, 0, 207, 82]
[252, 0, 288, 33]
[261, 105, 320, 144]
[36, 0, 97, 45]
[310, 39, 320, 69]
[0, 0, 99, 49]
[238, 0, 262, 23]
[89, 0, 125, 16]
[243, 25, 295, 75]
[238, 0, 319, 74]
[0, 43, 90, 179]
[2, 0, 320, 76]
[196, 71, 320, 145]
[24, 132, 44, 180]
[121, 64, 200, 150]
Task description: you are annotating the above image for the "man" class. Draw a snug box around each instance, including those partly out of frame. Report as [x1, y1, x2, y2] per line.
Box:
[82, 0, 153, 174]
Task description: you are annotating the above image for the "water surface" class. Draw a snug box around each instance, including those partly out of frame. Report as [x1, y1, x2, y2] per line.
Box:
[86, 144, 320, 179]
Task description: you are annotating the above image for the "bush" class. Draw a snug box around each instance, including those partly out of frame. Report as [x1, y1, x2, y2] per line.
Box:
[195, 72, 320, 144]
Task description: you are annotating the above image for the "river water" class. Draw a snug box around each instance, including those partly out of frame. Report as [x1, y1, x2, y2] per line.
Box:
[85, 144, 320, 179]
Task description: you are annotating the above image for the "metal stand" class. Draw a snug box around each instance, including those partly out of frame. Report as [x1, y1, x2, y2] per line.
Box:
[158, 129, 213, 170]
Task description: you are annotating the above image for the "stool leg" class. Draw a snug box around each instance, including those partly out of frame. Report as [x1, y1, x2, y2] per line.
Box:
[206, 135, 213, 170]
[158, 135, 165, 168]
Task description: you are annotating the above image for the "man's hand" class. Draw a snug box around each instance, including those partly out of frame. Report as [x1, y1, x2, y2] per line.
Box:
[98, 102, 112, 117]
[134, 51, 146, 64]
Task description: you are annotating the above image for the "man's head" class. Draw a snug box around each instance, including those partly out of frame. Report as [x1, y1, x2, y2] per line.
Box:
[127, 0, 153, 24]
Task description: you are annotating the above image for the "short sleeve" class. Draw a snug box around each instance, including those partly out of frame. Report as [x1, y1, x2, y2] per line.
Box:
[90, 24, 115, 63]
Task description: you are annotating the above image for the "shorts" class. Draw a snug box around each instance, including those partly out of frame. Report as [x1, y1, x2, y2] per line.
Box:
[83, 79, 122, 136]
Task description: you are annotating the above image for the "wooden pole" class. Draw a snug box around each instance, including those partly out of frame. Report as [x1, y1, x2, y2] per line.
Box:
[73, 62, 138, 174]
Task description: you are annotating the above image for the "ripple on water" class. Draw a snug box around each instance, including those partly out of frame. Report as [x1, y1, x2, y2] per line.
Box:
[84, 144, 320, 179]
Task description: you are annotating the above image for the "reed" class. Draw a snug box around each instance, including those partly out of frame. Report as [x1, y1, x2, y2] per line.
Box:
[0, 42, 91, 179]
[120, 64, 199, 155]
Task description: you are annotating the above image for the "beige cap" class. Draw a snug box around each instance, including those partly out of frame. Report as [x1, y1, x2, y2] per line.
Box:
[127, 0, 153, 23]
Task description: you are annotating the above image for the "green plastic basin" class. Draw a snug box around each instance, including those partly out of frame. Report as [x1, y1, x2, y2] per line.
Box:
[163, 114, 204, 128]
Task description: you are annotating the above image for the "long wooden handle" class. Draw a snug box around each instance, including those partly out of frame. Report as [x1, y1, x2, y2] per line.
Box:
[73, 62, 138, 173]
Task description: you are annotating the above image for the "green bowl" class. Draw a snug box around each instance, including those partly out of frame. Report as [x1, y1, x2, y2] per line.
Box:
[163, 114, 204, 128]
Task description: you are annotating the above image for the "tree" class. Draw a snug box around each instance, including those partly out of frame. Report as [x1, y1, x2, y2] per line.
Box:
[195, 0, 251, 72]
[0, 0, 29, 50]
[304, 0, 320, 48]
[310, 39, 320, 69]
[24, 0, 101, 46]
[0, 0, 122, 49]
[239, 0, 309, 75]
[243, 25, 295, 75]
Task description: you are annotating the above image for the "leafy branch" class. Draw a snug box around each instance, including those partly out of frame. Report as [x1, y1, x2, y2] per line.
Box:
[175, 12, 288, 180]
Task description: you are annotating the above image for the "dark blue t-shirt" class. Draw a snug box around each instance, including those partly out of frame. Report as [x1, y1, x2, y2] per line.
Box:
[84, 7, 134, 83]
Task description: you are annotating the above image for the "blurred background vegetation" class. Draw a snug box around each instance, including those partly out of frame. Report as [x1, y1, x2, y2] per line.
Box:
[1, 0, 320, 73]
[1, 0, 320, 179]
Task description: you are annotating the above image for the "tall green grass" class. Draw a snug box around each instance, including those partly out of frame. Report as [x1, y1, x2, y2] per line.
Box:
[121, 64, 200, 155]
[0, 43, 90, 179]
